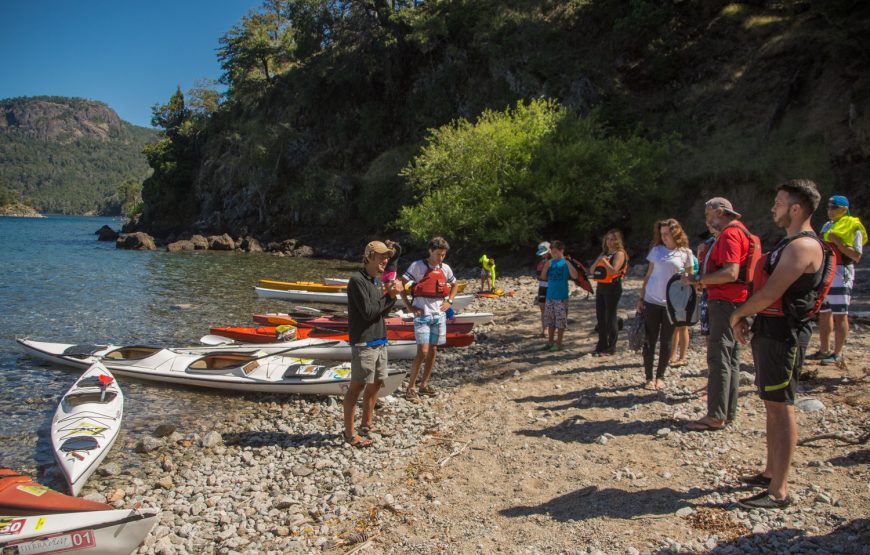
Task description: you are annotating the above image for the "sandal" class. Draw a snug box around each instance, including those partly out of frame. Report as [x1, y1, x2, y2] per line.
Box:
[419, 385, 437, 397]
[344, 433, 373, 448]
[360, 425, 394, 437]
[686, 418, 726, 432]
[404, 389, 421, 403]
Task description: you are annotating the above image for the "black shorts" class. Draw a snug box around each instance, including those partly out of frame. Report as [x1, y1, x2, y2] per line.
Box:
[535, 286, 547, 305]
[750, 324, 809, 404]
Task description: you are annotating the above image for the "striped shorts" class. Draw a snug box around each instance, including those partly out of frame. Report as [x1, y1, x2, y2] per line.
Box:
[820, 264, 854, 315]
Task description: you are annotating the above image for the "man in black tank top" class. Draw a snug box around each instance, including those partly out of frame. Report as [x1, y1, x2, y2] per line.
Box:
[729, 179, 824, 510]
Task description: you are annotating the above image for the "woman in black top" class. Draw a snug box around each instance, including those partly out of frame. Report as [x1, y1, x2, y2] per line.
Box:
[592, 229, 627, 356]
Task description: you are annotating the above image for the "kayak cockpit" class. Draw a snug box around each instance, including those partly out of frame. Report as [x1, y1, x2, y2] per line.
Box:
[62, 391, 119, 407]
[186, 353, 260, 374]
[102, 346, 163, 361]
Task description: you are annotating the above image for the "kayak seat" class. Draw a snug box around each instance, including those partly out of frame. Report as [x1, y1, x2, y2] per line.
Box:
[103, 346, 162, 360]
[283, 364, 327, 380]
[60, 436, 100, 452]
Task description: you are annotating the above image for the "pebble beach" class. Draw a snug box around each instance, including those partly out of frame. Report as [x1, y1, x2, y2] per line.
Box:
[51, 268, 869, 554]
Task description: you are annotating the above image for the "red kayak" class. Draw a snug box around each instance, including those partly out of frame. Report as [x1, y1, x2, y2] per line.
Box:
[0, 469, 112, 516]
[209, 326, 475, 347]
[252, 313, 474, 335]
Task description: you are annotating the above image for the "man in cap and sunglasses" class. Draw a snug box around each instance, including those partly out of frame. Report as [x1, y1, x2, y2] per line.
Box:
[810, 195, 866, 366]
[343, 241, 404, 448]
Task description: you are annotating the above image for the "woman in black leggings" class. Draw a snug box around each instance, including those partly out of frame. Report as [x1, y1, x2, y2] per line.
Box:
[637, 219, 694, 390]
[592, 229, 627, 356]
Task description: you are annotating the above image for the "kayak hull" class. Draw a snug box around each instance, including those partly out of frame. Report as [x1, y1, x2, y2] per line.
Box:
[0, 507, 158, 554]
[0, 470, 112, 516]
[255, 287, 476, 310]
[257, 280, 346, 292]
[51, 363, 123, 496]
[210, 326, 475, 347]
[251, 314, 475, 334]
[17, 339, 408, 395]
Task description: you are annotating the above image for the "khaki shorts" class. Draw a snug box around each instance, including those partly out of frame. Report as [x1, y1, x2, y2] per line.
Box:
[351, 345, 389, 384]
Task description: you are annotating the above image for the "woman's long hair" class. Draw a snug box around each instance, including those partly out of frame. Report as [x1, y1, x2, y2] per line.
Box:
[650, 218, 689, 249]
[601, 229, 626, 255]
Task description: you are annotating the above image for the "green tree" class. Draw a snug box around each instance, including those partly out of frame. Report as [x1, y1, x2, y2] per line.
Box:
[117, 178, 143, 218]
[0, 183, 19, 206]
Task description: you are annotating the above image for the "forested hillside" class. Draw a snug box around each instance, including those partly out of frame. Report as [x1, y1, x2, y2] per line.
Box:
[0, 97, 156, 214]
[138, 0, 870, 252]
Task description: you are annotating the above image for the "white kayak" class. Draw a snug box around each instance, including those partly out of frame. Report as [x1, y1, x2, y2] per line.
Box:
[256, 286, 476, 311]
[17, 339, 407, 396]
[322, 277, 349, 286]
[51, 362, 122, 496]
[0, 507, 158, 554]
[395, 310, 494, 325]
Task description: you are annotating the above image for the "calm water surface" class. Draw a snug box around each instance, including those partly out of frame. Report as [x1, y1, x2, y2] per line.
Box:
[0, 215, 356, 475]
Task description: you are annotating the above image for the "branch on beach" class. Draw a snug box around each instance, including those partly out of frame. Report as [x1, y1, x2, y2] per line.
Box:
[798, 429, 870, 446]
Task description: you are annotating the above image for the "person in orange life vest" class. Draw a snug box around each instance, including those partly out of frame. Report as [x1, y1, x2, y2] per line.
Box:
[730, 179, 825, 509]
[684, 197, 751, 431]
[810, 195, 865, 366]
[591, 229, 627, 357]
[638, 219, 694, 391]
[399, 236, 458, 403]
[534, 242, 552, 337]
[343, 241, 405, 448]
[541, 240, 579, 351]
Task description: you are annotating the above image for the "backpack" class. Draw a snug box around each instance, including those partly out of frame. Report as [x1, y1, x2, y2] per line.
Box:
[627, 311, 645, 352]
[722, 221, 762, 285]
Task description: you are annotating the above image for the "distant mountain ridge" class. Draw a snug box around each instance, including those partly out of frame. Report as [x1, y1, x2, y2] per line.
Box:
[0, 96, 157, 214]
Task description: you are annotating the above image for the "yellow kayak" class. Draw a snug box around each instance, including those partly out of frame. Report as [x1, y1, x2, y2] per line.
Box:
[257, 280, 346, 292]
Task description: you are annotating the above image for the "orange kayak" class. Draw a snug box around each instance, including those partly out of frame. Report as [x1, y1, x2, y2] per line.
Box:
[0, 469, 112, 516]
[209, 326, 475, 347]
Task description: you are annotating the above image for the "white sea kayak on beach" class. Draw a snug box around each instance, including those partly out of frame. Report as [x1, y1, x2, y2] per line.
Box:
[51, 362, 122, 496]
[322, 277, 349, 286]
[395, 310, 494, 325]
[0, 507, 158, 554]
[16, 339, 407, 395]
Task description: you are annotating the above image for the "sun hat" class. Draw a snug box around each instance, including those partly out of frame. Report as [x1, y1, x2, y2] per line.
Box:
[365, 241, 395, 257]
[705, 197, 741, 218]
[535, 242, 551, 257]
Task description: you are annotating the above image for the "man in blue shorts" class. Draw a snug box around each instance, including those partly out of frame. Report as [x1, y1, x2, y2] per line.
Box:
[400, 237, 458, 403]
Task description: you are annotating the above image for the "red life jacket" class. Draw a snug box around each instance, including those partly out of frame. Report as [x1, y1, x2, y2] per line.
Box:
[412, 261, 449, 298]
[752, 231, 835, 321]
[592, 252, 627, 284]
[566, 255, 594, 294]
[707, 221, 762, 285]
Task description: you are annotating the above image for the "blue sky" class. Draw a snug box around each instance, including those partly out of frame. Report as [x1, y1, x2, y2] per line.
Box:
[2, 0, 263, 127]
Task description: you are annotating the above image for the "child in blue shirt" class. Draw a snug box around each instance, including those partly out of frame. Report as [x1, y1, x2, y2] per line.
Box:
[541, 240, 579, 351]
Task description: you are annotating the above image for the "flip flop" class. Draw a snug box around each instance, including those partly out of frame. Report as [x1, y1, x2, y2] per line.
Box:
[344, 433, 373, 448]
[360, 425, 394, 437]
[686, 419, 725, 432]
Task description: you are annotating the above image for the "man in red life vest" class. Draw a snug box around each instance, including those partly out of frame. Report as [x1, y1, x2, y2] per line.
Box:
[730, 179, 824, 509]
[400, 237, 458, 403]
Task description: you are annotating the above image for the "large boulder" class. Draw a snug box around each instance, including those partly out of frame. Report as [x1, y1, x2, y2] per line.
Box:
[291, 245, 315, 257]
[95, 225, 119, 241]
[116, 232, 156, 251]
[239, 236, 263, 253]
[166, 240, 195, 252]
[190, 235, 209, 250]
[208, 234, 235, 251]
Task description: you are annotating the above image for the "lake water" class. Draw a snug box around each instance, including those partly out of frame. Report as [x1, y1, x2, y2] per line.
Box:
[0, 215, 356, 476]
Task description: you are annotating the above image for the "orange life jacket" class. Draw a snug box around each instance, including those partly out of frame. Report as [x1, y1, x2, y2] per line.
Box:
[412, 262, 449, 298]
[752, 232, 834, 320]
[592, 252, 627, 284]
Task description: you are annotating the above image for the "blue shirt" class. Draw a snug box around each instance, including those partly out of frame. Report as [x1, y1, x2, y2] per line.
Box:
[546, 258, 570, 300]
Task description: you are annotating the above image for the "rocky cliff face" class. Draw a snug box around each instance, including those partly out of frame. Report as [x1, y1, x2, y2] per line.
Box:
[0, 97, 124, 142]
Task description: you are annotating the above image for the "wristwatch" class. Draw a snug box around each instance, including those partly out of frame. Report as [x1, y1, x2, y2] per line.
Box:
[446, 299, 453, 304]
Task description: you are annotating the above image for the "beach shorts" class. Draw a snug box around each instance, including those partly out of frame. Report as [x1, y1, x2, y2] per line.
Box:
[819, 264, 853, 315]
[350, 345, 389, 384]
[751, 326, 809, 405]
[413, 313, 446, 345]
[535, 285, 548, 306]
[543, 299, 569, 329]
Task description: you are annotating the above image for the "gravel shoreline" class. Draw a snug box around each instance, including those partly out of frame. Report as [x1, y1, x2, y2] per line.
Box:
[55, 272, 869, 554]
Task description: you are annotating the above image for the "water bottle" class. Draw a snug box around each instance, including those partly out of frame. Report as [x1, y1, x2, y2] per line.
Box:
[446, 307, 455, 320]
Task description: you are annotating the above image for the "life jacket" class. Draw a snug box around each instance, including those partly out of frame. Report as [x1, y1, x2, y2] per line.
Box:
[666, 274, 700, 326]
[412, 261, 449, 298]
[752, 231, 835, 322]
[823, 215, 867, 266]
[592, 252, 627, 284]
[705, 221, 761, 285]
[566, 255, 594, 294]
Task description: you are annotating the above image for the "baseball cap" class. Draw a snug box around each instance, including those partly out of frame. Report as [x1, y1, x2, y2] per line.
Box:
[828, 195, 849, 213]
[705, 197, 742, 218]
[535, 242, 551, 256]
[365, 241, 395, 257]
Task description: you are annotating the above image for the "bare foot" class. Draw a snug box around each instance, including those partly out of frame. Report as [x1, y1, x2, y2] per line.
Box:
[655, 379, 666, 390]
[643, 380, 655, 390]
